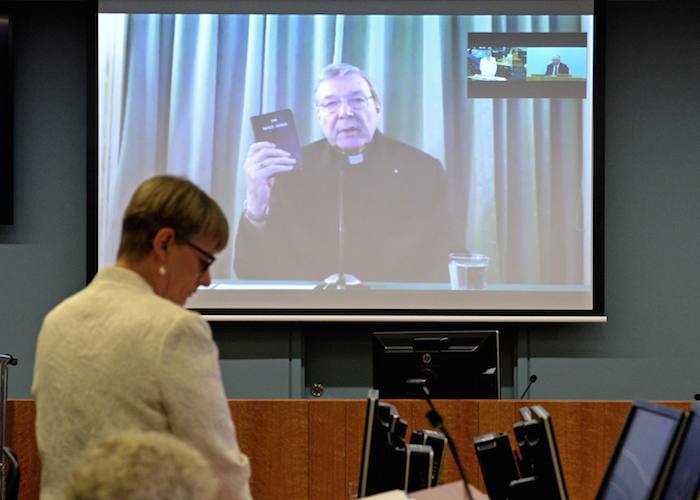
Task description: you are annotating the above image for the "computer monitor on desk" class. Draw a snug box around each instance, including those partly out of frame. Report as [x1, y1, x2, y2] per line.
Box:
[358, 390, 444, 497]
[358, 390, 404, 497]
[372, 330, 499, 398]
[596, 401, 687, 500]
[510, 405, 569, 500]
[660, 403, 700, 500]
[473, 404, 568, 500]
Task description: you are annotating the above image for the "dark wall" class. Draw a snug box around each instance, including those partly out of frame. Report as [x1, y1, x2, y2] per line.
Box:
[1, 1, 699, 400]
[522, 0, 700, 399]
[0, 2, 88, 397]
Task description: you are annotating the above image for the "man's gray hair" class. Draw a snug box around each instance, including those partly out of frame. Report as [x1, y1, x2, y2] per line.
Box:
[315, 62, 382, 107]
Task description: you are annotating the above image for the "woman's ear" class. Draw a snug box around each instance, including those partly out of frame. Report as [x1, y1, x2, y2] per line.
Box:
[152, 228, 175, 261]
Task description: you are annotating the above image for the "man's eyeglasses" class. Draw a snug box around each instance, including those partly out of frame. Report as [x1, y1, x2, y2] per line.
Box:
[184, 240, 216, 274]
[318, 95, 373, 114]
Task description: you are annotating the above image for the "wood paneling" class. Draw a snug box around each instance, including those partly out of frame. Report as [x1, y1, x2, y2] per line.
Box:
[309, 401, 348, 499]
[6, 400, 39, 500]
[5, 399, 691, 500]
[229, 400, 309, 500]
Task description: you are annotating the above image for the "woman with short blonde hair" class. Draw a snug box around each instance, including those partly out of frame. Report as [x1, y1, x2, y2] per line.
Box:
[33, 175, 251, 500]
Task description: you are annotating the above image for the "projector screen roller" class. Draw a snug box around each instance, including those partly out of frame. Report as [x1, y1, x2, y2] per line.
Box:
[96, 0, 602, 320]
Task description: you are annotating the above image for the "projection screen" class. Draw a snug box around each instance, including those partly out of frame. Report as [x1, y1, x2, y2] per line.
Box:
[96, 0, 604, 321]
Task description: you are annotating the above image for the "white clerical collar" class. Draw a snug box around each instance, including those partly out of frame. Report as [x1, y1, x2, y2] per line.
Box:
[346, 152, 364, 165]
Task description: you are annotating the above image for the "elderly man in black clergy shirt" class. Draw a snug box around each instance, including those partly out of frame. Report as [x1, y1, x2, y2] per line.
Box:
[234, 62, 449, 285]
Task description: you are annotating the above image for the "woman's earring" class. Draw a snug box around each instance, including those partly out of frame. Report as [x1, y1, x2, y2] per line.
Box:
[158, 265, 167, 276]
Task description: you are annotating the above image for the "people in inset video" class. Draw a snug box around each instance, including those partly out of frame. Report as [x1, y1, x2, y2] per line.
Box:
[545, 55, 569, 76]
[479, 50, 498, 78]
[234, 62, 450, 284]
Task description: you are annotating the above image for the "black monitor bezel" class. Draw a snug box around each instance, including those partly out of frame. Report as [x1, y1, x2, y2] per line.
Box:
[357, 391, 407, 497]
[596, 400, 687, 500]
[358, 388, 379, 498]
[511, 405, 568, 499]
[372, 329, 500, 399]
[530, 405, 569, 500]
[659, 403, 700, 500]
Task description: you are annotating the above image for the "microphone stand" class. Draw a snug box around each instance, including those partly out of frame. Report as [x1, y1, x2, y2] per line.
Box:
[336, 167, 347, 289]
[319, 157, 366, 290]
[412, 380, 474, 500]
[319, 166, 349, 289]
[519, 374, 538, 400]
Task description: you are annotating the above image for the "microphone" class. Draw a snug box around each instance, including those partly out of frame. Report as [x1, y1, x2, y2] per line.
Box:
[406, 378, 474, 500]
[317, 164, 349, 290]
[519, 374, 538, 400]
[0, 354, 17, 366]
[694, 394, 700, 401]
[316, 156, 367, 290]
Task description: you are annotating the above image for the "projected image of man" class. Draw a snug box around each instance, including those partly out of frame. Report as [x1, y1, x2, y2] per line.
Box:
[234, 63, 449, 284]
[545, 55, 569, 76]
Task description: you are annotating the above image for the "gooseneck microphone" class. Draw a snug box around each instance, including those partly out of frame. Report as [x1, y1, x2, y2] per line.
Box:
[319, 154, 366, 290]
[0, 354, 17, 366]
[519, 374, 538, 400]
[336, 166, 347, 289]
[406, 378, 474, 500]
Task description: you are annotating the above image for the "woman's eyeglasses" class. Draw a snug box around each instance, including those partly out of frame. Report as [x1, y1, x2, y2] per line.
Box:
[184, 240, 216, 274]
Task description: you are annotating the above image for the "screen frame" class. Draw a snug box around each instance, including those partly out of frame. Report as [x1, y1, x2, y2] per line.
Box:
[89, 0, 606, 323]
[0, 13, 12, 225]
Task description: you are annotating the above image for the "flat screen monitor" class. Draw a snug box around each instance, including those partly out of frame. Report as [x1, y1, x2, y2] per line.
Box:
[95, 0, 603, 322]
[596, 401, 687, 500]
[512, 405, 568, 499]
[531, 405, 569, 500]
[358, 389, 406, 497]
[0, 13, 11, 225]
[474, 431, 520, 499]
[372, 330, 499, 398]
[660, 404, 700, 500]
[358, 389, 380, 497]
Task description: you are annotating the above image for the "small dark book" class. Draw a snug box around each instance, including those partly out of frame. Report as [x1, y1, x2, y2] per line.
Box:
[250, 108, 303, 169]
